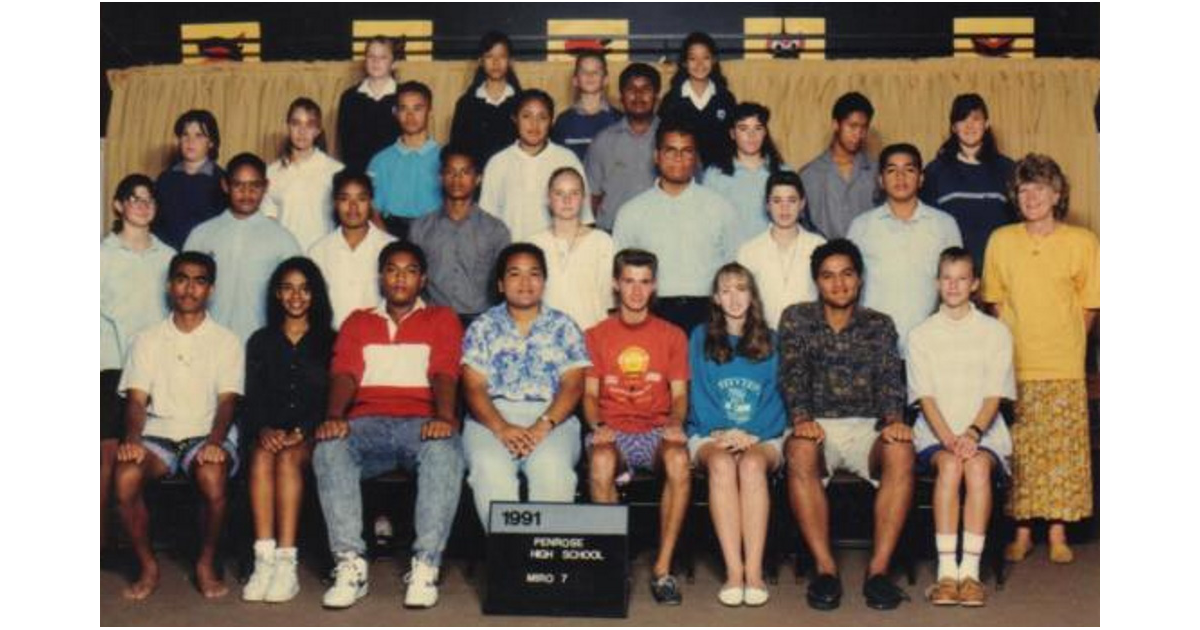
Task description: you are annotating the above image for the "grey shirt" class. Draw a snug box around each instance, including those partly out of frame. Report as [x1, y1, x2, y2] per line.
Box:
[407, 205, 511, 316]
[798, 149, 880, 240]
[585, 116, 660, 231]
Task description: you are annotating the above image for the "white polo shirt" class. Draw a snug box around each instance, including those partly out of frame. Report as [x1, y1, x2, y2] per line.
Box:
[307, 223, 398, 328]
[262, 149, 346, 251]
[119, 315, 245, 441]
[479, 142, 594, 241]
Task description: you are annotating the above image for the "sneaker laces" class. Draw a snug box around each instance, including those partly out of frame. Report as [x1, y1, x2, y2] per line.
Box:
[332, 557, 363, 585]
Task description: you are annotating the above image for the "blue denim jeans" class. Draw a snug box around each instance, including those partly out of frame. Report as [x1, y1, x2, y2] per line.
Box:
[462, 399, 581, 528]
[313, 417, 465, 567]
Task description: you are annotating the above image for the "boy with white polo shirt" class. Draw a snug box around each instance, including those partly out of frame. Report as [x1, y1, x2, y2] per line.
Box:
[113, 251, 244, 601]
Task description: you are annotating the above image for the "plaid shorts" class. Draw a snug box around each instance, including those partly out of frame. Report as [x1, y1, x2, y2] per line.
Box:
[586, 427, 663, 485]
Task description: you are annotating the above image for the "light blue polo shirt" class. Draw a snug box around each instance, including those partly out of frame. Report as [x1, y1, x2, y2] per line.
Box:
[703, 161, 792, 252]
[100, 233, 176, 370]
[846, 201, 963, 353]
[183, 210, 302, 343]
[612, 180, 738, 297]
[367, 138, 443, 219]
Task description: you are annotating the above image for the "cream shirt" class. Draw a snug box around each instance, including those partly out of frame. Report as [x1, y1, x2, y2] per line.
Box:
[736, 227, 826, 329]
[528, 228, 615, 331]
[262, 149, 346, 250]
[307, 223, 398, 328]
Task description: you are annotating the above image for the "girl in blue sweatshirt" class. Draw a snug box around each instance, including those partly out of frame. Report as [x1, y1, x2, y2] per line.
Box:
[686, 262, 786, 607]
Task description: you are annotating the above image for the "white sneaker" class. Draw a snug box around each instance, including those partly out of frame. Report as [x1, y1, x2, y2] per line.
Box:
[264, 548, 300, 603]
[403, 558, 440, 608]
[242, 544, 276, 602]
[322, 553, 369, 609]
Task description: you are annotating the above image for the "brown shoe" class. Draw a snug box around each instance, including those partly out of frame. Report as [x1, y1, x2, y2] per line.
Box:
[1049, 541, 1075, 564]
[924, 578, 959, 606]
[1004, 540, 1033, 562]
[958, 577, 986, 607]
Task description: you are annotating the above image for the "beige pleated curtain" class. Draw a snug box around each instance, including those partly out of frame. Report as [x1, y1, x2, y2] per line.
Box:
[104, 58, 1099, 234]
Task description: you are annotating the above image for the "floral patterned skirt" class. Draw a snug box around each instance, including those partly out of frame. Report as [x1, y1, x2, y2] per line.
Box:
[1007, 379, 1094, 522]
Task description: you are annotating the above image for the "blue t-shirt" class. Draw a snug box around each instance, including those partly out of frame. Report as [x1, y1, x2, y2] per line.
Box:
[685, 326, 787, 440]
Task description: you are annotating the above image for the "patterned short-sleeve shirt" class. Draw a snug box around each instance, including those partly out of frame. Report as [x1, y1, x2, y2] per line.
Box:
[462, 303, 592, 401]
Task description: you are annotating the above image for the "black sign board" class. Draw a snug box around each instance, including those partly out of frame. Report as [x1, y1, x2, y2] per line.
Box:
[483, 502, 629, 618]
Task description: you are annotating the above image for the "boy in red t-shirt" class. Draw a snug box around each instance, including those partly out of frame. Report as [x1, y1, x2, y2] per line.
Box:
[583, 248, 691, 605]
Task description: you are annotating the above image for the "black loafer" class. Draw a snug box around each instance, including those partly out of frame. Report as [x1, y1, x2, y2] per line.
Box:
[806, 573, 842, 611]
[863, 574, 910, 610]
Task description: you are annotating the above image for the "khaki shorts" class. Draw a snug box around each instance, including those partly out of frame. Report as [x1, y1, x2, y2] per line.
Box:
[814, 418, 880, 488]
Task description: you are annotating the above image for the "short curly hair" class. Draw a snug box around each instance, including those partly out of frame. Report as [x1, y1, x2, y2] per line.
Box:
[1010, 153, 1071, 220]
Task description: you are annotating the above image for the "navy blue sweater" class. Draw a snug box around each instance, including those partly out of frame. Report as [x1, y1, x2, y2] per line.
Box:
[920, 154, 1017, 270]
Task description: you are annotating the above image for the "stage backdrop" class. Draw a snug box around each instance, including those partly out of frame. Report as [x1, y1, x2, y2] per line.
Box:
[104, 58, 1099, 234]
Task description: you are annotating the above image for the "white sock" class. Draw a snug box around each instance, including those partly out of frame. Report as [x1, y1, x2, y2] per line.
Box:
[959, 532, 985, 581]
[253, 538, 277, 559]
[936, 534, 958, 581]
[275, 547, 298, 563]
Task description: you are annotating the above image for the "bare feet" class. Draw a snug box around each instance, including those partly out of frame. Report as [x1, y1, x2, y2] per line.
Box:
[195, 562, 229, 599]
[123, 561, 160, 600]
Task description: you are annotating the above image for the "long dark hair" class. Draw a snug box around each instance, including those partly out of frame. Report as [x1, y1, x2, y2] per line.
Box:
[265, 257, 334, 335]
[713, 102, 784, 176]
[669, 32, 729, 93]
[935, 93, 1001, 164]
[703, 263, 773, 364]
[466, 31, 523, 95]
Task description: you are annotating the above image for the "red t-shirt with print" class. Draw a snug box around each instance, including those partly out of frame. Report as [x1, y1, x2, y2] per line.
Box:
[585, 314, 689, 433]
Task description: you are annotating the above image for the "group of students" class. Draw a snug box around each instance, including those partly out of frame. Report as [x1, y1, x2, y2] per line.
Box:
[100, 29, 1099, 614]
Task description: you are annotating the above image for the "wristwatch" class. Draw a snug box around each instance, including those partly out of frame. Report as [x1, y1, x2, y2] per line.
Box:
[538, 414, 558, 428]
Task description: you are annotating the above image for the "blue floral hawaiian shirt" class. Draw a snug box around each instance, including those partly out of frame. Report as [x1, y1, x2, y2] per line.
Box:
[462, 303, 592, 401]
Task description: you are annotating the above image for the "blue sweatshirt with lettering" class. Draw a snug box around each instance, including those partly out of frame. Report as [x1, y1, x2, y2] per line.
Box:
[686, 326, 787, 440]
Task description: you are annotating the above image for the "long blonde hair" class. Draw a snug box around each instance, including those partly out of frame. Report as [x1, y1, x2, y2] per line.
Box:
[704, 263, 773, 364]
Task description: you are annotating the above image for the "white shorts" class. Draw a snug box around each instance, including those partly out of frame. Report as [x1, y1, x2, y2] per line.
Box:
[688, 433, 785, 470]
[814, 417, 880, 488]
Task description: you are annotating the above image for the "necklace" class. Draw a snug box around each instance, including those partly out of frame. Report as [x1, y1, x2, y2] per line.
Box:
[553, 225, 587, 266]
